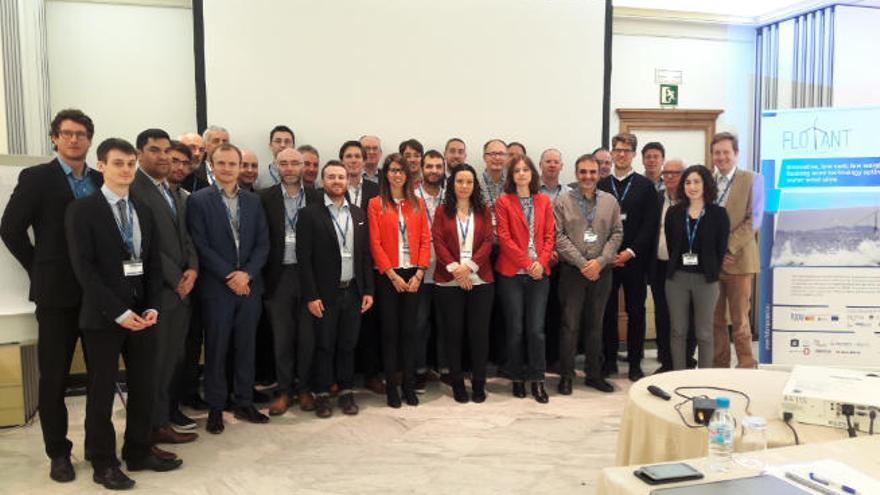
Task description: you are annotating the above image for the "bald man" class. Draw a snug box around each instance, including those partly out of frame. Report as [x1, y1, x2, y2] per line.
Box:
[239, 149, 259, 192]
[178, 133, 209, 193]
[259, 148, 321, 415]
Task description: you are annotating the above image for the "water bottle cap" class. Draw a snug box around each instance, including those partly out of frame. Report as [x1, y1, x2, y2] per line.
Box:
[716, 396, 730, 408]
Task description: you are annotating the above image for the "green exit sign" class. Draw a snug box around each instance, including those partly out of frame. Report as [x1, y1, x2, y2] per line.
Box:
[660, 84, 679, 106]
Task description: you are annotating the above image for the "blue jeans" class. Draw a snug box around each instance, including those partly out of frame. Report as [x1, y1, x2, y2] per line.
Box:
[497, 274, 549, 382]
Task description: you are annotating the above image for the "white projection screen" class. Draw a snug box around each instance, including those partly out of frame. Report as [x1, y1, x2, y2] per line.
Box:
[203, 0, 607, 181]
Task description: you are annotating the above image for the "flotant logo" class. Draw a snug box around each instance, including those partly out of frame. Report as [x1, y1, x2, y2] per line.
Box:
[781, 118, 851, 153]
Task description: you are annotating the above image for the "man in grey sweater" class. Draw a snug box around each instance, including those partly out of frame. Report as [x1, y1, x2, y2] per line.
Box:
[554, 154, 623, 394]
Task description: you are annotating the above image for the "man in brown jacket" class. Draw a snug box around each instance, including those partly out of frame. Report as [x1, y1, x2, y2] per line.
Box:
[710, 132, 761, 368]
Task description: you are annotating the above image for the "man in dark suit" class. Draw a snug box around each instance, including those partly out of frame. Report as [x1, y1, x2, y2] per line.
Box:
[186, 143, 270, 434]
[259, 148, 321, 416]
[131, 129, 200, 444]
[297, 162, 374, 418]
[338, 141, 383, 394]
[597, 133, 659, 381]
[66, 138, 181, 490]
[0, 109, 102, 483]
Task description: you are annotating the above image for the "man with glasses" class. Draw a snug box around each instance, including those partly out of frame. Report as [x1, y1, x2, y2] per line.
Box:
[1, 109, 103, 483]
[256, 125, 295, 190]
[480, 139, 508, 369]
[360, 135, 382, 183]
[597, 133, 659, 381]
[167, 141, 193, 190]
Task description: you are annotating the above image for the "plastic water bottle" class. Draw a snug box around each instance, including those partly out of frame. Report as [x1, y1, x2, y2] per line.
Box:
[707, 396, 735, 471]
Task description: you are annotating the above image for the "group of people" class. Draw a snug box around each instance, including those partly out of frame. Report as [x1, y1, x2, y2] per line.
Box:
[0, 108, 761, 490]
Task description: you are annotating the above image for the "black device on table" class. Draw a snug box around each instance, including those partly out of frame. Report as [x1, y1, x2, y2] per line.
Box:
[634, 463, 704, 485]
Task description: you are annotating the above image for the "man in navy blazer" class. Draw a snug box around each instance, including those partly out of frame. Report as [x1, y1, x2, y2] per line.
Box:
[186, 143, 270, 434]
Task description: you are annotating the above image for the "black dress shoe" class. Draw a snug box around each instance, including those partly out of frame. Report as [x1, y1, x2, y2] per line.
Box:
[338, 393, 359, 415]
[602, 363, 619, 378]
[402, 385, 419, 406]
[557, 376, 573, 395]
[126, 454, 183, 472]
[181, 394, 209, 411]
[653, 365, 673, 375]
[93, 466, 135, 490]
[206, 409, 224, 434]
[585, 377, 615, 393]
[315, 395, 332, 418]
[234, 405, 270, 424]
[386, 386, 402, 408]
[170, 408, 197, 430]
[50, 456, 75, 482]
[471, 380, 487, 403]
[628, 367, 645, 382]
[531, 382, 549, 404]
[451, 380, 469, 404]
[512, 381, 526, 398]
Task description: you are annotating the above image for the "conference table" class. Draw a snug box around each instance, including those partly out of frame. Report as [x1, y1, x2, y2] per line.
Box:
[615, 369, 849, 466]
[598, 436, 880, 495]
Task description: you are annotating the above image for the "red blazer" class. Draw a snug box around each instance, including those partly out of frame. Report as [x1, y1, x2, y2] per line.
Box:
[368, 196, 431, 274]
[432, 207, 494, 284]
[494, 192, 555, 277]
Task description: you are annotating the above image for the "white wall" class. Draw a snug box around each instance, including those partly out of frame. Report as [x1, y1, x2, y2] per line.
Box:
[46, 1, 196, 161]
[833, 5, 880, 108]
[203, 0, 606, 184]
[611, 17, 756, 169]
[0, 28, 7, 155]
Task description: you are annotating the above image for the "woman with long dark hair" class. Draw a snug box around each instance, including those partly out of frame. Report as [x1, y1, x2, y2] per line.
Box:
[368, 154, 431, 407]
[432, 164, 495, 403]
[494, 155, 555, 403]
[664, 165, 729, 370]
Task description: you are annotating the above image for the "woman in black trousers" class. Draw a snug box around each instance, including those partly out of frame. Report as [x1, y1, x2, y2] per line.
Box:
[432, 164, 495, 403]
[664, 165, 730, 370]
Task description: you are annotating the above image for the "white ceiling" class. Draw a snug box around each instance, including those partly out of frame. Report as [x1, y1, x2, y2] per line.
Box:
[613, 0, 880, 23]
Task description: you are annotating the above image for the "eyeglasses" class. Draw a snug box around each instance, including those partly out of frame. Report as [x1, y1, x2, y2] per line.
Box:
[58, 130, 89, 140]
[611, 148, 633, 154]
[661, 171, 682, 176]
[271, 138, 293, 146]
[403, 153, 421, 160]
[363, 146, 380, 152]
[485, 151, 508, 158]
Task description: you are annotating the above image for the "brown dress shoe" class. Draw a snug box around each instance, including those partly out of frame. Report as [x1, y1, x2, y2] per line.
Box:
[364, 377, 386, 395]
[151, 445, 178, 460]
[298, 392, 316, 412]
[154, 426, 198, 444]
[315, 395, 332, 418]
[269, 393, 290, 416]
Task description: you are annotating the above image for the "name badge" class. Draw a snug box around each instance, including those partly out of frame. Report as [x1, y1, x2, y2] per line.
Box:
[461, 249, 473, 261]
[341, 249, 353, 259]
[583, 229, 598, 244]
[491, 212, 497, 228]
[285, 231, 296, 245]
[402, 243, 411, 256]
[682, 253, 699, 266]
[620, 212, 628, 222]
[123, 259, 144, 277]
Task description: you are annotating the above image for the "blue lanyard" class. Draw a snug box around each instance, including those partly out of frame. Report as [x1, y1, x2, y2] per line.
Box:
[457, 210, 471, 247]
[575, 192, 597, 228]
[269, 164, 280, 185]
[397, 203, 408, 244]
[284, 189, 304, 230]
[113, 199, 136, 257]
[419, 186, 442, 225]
[685, 208, 705, 253]
[218, 187, 241, 234]
[330, 205, 350, 250]
[206, 163, 217, 185]
[610, 176, 633, 203]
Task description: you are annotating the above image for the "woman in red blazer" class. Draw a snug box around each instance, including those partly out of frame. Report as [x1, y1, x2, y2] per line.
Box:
[368, 153, 431, 408]
[494, 155, 555, 404]
[432, 164, 494, 404]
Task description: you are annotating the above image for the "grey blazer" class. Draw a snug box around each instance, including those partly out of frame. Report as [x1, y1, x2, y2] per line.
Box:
[131, 169, 198, 308]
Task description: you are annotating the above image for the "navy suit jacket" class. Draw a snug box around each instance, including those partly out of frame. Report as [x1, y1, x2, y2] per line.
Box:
[186, 186, 269, 300]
